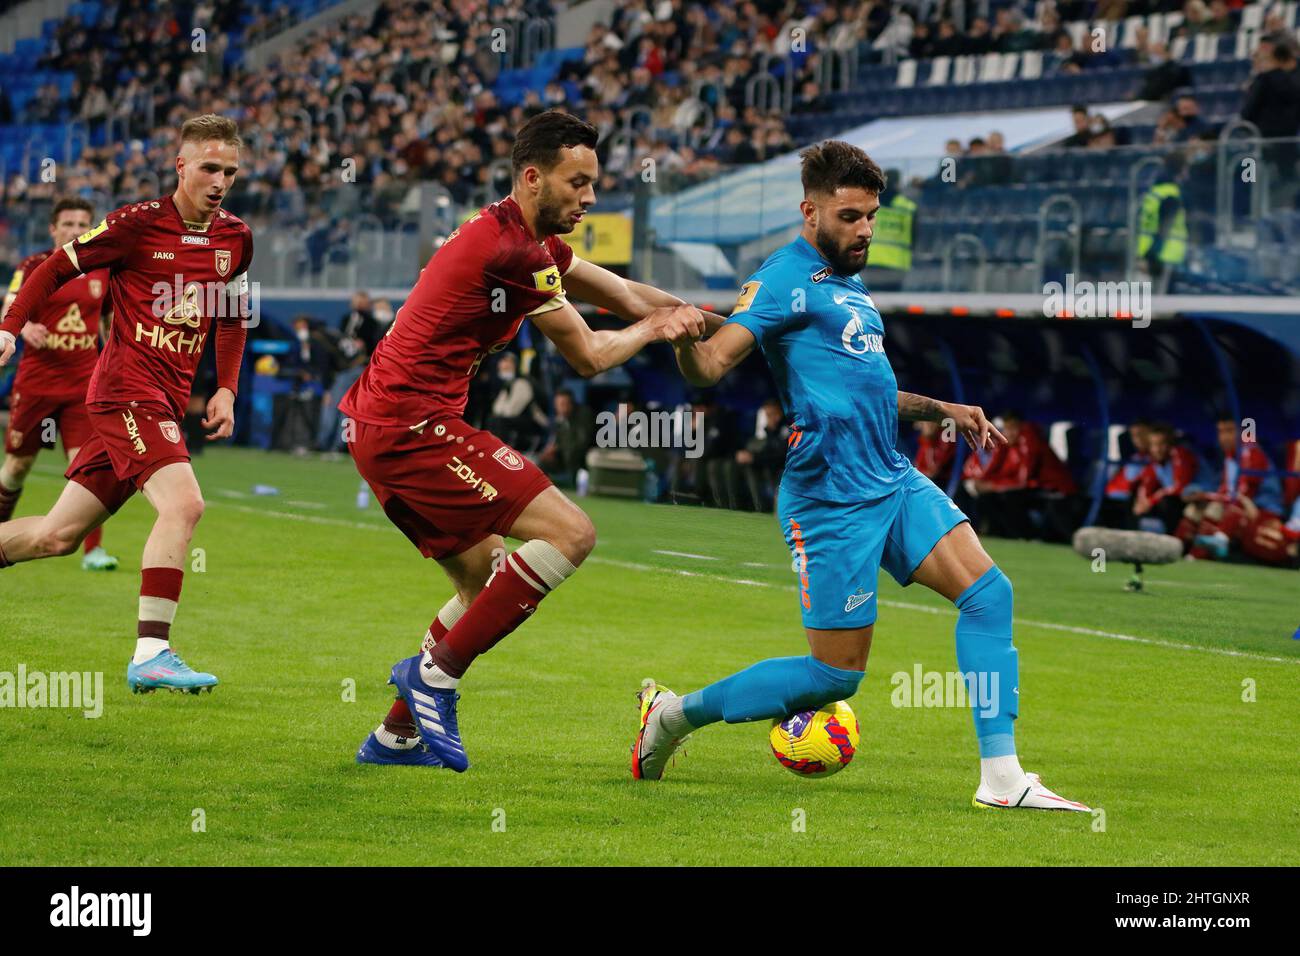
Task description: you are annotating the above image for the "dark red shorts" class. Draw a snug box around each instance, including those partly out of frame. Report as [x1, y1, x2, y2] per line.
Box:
[4, 389, 93, 457]
[66, 402, 191, 513]
[348, 419, 553, 559]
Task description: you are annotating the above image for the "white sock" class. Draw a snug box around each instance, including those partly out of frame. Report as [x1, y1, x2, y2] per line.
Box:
[374, 722, 419, 750]
[657, 696, 696, 737]
[418, 650, 460, 689]
[0, 469, 22, 492]
[420, 594, 468, 654]
[133, 637, 170, 665]
[981, 753, 1028, 794]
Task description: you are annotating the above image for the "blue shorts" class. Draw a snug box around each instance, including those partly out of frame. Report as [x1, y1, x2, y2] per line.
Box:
[779, 465, 968, 630]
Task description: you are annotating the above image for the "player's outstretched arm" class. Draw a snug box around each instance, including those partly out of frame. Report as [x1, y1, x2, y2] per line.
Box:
[0, 248, 80, 365]
[531, 299, 704, 377]
[899, 391, 1007, 451]
[672, 322, 756, 387]
[563, 259, 728, 334]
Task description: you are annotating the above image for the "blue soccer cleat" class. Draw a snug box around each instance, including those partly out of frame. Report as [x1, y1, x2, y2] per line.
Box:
[355, 731, 445, 767]
[127, 649, 219, 694]
[388, 654, 469, 772]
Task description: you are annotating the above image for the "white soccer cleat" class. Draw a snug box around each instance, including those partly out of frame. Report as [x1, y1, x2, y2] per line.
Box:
[973, 771, 1091, 812]
[631, 678, 689, 781]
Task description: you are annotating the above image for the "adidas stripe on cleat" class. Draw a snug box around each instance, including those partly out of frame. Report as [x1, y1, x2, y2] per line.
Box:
[387, 654, 469, 772]
[126, 650, 218, 694]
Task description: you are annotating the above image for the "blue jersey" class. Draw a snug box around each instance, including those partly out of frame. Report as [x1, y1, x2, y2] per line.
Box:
[725, 235, 910, 503]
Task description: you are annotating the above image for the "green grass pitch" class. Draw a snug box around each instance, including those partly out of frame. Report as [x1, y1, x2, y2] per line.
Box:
[1, 446, 1297, 866]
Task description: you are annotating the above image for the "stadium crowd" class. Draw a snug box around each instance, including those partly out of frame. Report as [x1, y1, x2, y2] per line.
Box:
[5, 0, 1298, 256]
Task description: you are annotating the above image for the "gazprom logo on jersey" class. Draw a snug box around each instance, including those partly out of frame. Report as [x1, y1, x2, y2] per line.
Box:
[841, 309, 885, 355]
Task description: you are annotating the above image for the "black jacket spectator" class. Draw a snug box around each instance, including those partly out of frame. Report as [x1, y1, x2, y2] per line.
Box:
[1241, 64, 1300, 139]
[1139, 52, 1193, 101]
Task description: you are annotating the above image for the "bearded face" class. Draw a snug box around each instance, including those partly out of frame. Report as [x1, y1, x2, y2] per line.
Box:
[815, 220, 870, 274]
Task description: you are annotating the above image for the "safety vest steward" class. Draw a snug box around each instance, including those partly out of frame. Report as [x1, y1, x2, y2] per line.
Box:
[1136, 182, 1187, 265]
[871, 195, 915, 270]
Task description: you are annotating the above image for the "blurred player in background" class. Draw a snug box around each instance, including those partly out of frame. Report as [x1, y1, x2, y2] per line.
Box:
[1133, 422, 1199, 533]
[344, 109, 712, 771]
[1180, 416, 1288, 563]
[635, 140, 1090, 811]
[0, 197, 118, 570]
[1098, 418, 1153, 528]
[0, 114, 253, 695]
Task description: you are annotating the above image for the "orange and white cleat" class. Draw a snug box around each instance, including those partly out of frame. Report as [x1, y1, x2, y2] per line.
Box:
[631, 678, 689, 781]
[973, 771, 1091, 812]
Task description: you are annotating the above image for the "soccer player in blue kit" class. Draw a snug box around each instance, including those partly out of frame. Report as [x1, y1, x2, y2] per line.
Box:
[631, 141, 1090, 811]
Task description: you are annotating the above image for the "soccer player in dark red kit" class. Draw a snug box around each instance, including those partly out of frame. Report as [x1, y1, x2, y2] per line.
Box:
[0, 114, 253, 694]
[344, 109, 708, 771]
[1, 197, 118, 570]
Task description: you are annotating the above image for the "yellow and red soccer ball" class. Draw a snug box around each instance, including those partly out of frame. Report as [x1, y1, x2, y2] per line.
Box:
[769, 700, 860, 777]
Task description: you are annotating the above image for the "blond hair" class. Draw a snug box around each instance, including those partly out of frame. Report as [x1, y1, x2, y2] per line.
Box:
[180, 113, 243, 149]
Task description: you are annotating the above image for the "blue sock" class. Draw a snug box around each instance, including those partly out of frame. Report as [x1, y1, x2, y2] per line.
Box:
[681, 655, 864, 728]
[954, 566, 1019, 758]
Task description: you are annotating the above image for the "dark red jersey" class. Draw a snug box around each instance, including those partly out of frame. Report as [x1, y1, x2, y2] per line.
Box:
[1136, 445, 1199, 502]
[7, 249, 109, 398]
[1014, 421, 1078, 495]
[914, 433, 955, 486]
[340, 196, 576, 428]
[10, 196, 254, 420]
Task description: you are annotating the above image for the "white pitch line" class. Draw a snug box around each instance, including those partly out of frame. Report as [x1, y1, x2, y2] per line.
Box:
[653, 549, 719, 561]
[183, 491, 1300, 668]
[283, 500, 327, 510]
[587, 556, 1300, 667]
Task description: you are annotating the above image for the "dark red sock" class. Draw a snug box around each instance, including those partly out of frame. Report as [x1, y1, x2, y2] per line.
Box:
[430, 553, 549, 678]
[139, 567, 184, 640]
[0, 484, 20, 522]
[419, 615, 452, 655]
[383, 697, 416, 735]
[83, 526, 103, 554]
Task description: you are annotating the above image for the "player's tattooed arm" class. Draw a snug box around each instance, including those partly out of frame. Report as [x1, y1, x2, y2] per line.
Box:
[563, 259, 726, 334]
[900, 392, 1009, 451]
[897, 391, 946, 422]
[672, 322, 756, 387]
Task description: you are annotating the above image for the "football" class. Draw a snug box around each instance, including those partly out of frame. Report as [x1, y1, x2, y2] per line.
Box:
[769, 701, 861, 777]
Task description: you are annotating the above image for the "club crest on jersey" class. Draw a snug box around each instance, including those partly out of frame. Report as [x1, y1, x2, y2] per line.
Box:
[493, 446, 524, 471]
[88, 279, 103, 298]
[532, 265, 560, 292]
[215, 250, 232, 277]
[159, 421, 181, 444]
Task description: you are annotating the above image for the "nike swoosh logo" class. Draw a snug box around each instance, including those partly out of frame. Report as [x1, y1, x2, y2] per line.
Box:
[833, 292, 849, 304]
